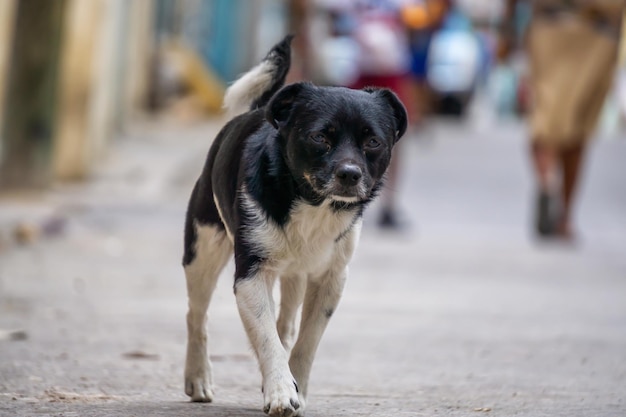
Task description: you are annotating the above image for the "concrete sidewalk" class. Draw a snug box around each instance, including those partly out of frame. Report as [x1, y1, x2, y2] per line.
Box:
[1, 118, 625, 417]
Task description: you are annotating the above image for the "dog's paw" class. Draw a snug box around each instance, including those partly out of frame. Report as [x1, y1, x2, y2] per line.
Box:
[185, 376, 214, 403]
[262, 378, 301, 417]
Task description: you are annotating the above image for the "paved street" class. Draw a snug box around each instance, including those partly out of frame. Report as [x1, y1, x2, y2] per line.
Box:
[1, 117, 625, 417]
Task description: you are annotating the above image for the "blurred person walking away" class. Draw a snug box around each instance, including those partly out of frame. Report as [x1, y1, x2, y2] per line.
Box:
[499, 0, 625, 241]
[287, 0, 314, 82]
[324, 0, 414, 229]
[401, 0, 452, 123]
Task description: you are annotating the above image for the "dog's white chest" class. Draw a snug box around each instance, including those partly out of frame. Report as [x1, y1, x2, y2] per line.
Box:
[243, 197, 358, 277]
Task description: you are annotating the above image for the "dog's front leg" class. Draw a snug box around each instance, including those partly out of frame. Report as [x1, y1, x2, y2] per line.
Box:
[288, 267, 348, 414]
[236, 273, 300, 417]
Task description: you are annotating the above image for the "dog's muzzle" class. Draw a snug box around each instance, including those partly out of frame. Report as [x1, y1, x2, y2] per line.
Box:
[327, 163, 367, 203]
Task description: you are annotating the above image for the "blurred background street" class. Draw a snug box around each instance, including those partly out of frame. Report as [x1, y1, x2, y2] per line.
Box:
[1, 1, 625, 416]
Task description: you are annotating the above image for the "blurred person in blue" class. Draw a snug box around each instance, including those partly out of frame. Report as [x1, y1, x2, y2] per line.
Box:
[319, 0, 414, 229]
[499, 0, 624, 241]
[401, 0, 453, 119]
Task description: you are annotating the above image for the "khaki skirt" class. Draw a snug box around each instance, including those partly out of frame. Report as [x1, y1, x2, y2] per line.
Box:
[527, 14, 621, 147]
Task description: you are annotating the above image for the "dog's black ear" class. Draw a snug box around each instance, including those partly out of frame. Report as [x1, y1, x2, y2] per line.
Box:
[364, 87, 408, 142]
[266, 82, 311, 129]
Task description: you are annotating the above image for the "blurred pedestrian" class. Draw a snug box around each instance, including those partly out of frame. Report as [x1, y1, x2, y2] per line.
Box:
[287, 0, 313, 82]
[401, 0, 452, 123]
[323, 0, 414, 229]
[499, 0, 625, 240]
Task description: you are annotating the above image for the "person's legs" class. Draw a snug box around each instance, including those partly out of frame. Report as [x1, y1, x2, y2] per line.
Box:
[409, 77, 429, 126]
[531, 141, 559, 236]
[378, 146, 400, 228]
[557, 143, 585, 239]
[531, 140, 586, 239]
[531, 141, 558, 191]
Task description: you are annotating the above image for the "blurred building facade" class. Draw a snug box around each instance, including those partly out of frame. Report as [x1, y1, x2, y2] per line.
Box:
[0, 0, 287, 190]
[0, 0, 155, 188]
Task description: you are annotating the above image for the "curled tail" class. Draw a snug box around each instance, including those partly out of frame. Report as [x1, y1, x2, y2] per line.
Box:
[222, 35, 293, 117]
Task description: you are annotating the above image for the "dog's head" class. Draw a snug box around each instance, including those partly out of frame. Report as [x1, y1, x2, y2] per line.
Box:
[266, 83, 407, 207]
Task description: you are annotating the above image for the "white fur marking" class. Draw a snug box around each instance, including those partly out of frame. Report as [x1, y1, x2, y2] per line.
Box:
[236, 276, 300, 416]
[213, 194, 234, 242]
[184, 224, 232, 402]
[223, 60, 276, 117]
[240, 187, 358, 277]
[323, 178, 368, 203]
[277, 276, 307, 352]
[330, 195, 360, 203]
[289, 267, 348, 402]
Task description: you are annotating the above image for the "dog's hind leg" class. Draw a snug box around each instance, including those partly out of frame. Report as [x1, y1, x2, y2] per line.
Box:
[184, 223, 232, 402]
[277, 276, 306, 352]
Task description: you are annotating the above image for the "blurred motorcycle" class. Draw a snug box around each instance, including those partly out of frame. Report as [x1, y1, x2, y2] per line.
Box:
[426, 8, 481, 116]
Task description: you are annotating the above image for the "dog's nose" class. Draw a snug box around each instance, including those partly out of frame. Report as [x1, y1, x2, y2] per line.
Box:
[335, 164, 362, 186]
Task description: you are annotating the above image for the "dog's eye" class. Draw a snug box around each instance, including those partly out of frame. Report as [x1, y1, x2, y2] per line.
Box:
[309, 133, 329, 147]
[365, 138, 381, 149]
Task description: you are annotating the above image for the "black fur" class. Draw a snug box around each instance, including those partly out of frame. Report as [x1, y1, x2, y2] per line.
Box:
[183, 36, 408, 284]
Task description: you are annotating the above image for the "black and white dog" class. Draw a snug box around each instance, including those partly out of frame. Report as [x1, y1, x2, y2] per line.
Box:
[182, 36, 407, 417]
